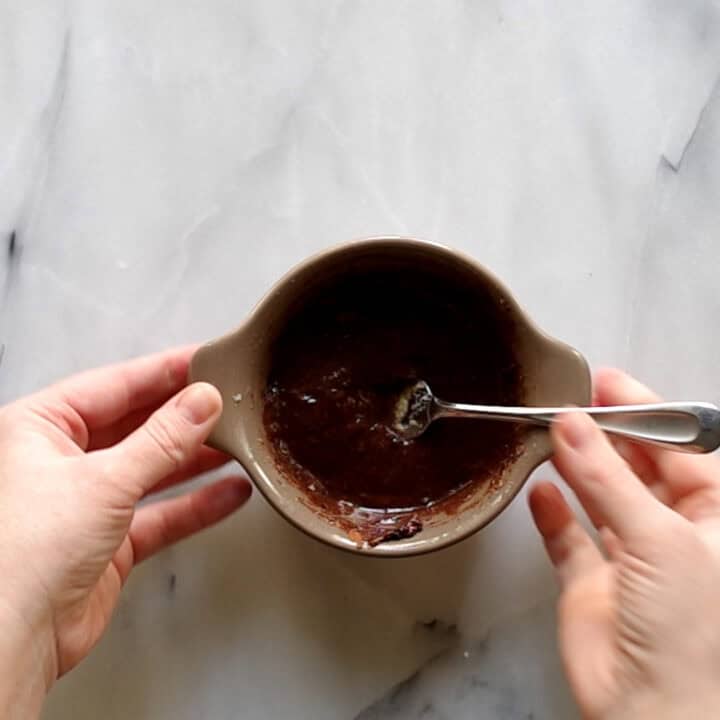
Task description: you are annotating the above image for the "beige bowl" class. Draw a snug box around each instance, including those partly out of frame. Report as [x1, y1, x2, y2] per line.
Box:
[189, 237, 590, 557]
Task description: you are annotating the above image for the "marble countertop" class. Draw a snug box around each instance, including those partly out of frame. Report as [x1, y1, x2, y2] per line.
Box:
[3, 2, 720, 718]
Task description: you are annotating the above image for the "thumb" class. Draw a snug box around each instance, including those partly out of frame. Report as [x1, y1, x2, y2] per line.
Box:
[99, 382, 222, 498]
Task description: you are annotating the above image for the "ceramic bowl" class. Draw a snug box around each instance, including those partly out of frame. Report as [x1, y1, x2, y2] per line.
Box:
[189, 237, 590, 556]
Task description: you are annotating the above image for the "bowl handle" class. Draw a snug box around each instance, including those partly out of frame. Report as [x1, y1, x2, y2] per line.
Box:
[188, 331, 253, 458]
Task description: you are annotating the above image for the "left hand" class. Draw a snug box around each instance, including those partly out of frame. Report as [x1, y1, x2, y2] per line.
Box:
[0, 346, 251, 711]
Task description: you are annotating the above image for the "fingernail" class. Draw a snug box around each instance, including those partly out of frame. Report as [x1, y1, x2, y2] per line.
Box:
[176, 383, 220, 425]
[561, 412, 595, 450]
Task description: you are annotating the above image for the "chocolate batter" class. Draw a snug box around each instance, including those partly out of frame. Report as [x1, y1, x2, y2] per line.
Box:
[263, 265, 524, 544]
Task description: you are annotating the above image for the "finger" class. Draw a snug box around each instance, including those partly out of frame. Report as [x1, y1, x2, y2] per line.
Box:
[612, 437, 672, 505]
[144, 446, 233, 496]
[87, 405, 155, 450]
[90, 402, 232, 492]
[528, 482, 604, 589]
[598, 526, 622, 561]
[594, 367, 720, 503]
[594, 367, 659, 406]
[552, 412, 671, 541]
[111, 536, 135, 586]
[94, 382, 222, 498]
[38, 346, 197, 449]
[129, 477, 251, 565]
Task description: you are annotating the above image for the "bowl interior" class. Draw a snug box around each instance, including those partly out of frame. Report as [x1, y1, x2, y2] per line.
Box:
[190, 238, 590, 556]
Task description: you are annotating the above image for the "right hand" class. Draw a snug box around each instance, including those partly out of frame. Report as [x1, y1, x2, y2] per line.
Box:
[529, 369, 720, 720]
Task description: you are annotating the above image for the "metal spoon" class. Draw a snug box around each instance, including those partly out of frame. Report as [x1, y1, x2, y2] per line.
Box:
[392, 381, 720, 453]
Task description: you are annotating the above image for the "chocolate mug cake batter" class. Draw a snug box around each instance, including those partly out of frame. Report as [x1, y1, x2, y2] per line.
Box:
[263, 264, 524, 545]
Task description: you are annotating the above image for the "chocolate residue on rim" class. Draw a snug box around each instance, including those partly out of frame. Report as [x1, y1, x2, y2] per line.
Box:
[263, 265, 525, 546]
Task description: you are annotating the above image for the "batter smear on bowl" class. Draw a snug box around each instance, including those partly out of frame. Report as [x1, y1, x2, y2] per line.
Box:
[263, 265, 525, 546]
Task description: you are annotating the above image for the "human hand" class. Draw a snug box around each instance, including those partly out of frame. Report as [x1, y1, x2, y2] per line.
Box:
[0, 347, 251, 718]
[529, 369, 720, 720]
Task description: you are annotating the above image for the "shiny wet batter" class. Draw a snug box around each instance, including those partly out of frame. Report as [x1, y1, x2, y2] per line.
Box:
[263, 266, 524, 541]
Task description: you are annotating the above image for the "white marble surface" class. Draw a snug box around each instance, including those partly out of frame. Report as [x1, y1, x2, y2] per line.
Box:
[2, 1, 720, 718]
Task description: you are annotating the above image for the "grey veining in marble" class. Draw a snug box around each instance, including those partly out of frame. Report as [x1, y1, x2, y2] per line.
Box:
[357, 604, 576, 720]
[2, 1, 720, 718]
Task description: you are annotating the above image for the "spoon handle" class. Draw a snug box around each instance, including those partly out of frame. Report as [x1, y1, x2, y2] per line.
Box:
[435, 401, 720, 453]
